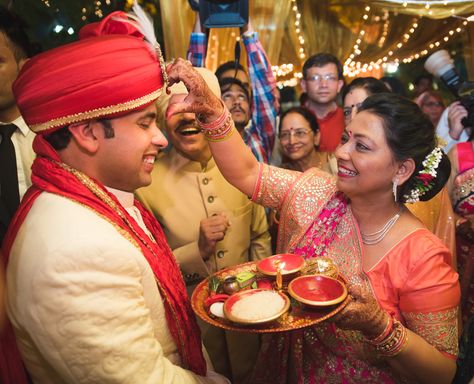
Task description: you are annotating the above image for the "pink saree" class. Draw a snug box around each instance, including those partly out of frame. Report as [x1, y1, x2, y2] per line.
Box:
[249, 165, 460, 384]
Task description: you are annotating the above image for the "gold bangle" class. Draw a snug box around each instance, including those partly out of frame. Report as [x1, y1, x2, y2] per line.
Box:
[374, 319, 409, 357]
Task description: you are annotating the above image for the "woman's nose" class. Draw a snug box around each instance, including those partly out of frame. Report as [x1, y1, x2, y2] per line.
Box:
[288, 133, 296, 144]
[334, 141, 350, 160]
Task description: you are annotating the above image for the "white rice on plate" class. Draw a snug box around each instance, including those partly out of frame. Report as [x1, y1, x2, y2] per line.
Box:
[231, 291, 285, 321]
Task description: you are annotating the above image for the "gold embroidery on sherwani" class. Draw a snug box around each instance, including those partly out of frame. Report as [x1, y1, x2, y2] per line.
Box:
[403, 307, 459, 356]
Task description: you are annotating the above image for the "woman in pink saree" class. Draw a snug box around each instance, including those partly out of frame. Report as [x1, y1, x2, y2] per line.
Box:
[167, 60, 460, 384]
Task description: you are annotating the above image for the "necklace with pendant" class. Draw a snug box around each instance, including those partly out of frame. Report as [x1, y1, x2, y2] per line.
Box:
[360, 210, 401, 245]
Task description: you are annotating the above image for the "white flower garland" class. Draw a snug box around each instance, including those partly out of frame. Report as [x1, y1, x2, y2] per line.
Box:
[403, 147, 443, 203]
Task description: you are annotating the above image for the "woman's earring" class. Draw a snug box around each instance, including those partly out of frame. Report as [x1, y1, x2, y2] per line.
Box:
[392, 178, 398, 202]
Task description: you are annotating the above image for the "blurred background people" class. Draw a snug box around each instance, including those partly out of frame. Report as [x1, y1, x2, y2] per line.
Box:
[437, 101, 471, 153]
[300, 53, 345, 152]
[380, 75, 408, 98]
[447, 122, 474, 326]
[341, 77, 390, 125]
[0, 7, 37, 244]
[187, 9, 277, 164]
[412, 73, 434, 99]
[278, 106, 335, 174]
[416, 90, 446, 127]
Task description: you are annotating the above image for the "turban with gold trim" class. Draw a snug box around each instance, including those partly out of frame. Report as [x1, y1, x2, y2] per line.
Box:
[13, 11, 165, 134]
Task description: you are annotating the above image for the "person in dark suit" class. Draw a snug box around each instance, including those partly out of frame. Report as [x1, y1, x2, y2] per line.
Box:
[0, 7, 36, 244]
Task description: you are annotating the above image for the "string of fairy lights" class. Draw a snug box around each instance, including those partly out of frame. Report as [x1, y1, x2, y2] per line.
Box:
[271, 1, 473, 85]
[290, 0, 307, 61]
[272, 0, 306, 87]
[343, 5, 372, 73]
[344, 17, 420, 77]
[377, 10, 390, 48]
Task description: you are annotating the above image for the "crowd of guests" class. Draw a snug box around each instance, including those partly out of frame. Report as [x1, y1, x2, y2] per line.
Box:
[0, 2, 474, 384]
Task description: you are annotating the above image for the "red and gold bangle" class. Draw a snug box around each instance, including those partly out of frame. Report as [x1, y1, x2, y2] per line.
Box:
[366, 315, 394, 345]
[197, 102, 235, 142]
[373, 319, 409, 357]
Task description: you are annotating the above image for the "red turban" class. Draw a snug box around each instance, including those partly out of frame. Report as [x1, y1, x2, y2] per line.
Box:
[13, 11, 165, 134]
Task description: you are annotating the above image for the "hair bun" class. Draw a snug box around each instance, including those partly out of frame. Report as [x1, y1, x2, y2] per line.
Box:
[400, 150, 451, 203]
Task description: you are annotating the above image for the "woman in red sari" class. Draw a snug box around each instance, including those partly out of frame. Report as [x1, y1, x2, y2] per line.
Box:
[168, 60, 460, 384]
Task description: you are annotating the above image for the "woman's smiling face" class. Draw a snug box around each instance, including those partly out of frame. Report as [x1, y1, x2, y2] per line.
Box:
[335, 110, 399, 200]
[279, 112, 318, 162]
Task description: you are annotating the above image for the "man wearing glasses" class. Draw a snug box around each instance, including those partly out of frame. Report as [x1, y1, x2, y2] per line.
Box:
[300, 53, 345, 152]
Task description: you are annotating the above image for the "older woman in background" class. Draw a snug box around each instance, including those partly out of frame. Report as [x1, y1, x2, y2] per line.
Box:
[279, 106, 336, 173]
[416, 90, 446, 127]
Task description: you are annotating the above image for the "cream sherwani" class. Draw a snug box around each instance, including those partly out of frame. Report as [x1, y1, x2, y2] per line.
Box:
[136, 149, 272, 384]
[6, 189, 227, 384]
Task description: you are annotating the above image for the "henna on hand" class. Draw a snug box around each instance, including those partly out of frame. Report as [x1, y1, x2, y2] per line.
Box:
[333, 283, 390, 339]
[166, 58, 223, 122]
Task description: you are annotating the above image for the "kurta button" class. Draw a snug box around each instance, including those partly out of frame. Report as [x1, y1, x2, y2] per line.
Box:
[207, 196, 214, 203]
[217, 250, 225, 258]
[202, 178, 209, 185]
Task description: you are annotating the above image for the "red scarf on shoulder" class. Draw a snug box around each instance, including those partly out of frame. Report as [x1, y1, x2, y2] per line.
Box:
[1, 135, 206, 382]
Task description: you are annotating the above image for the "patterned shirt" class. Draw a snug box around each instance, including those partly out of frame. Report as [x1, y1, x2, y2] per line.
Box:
[187, 32, 277, 163]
